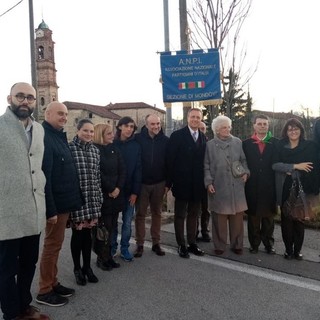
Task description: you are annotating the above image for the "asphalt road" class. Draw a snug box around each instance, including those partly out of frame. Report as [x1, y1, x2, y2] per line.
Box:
[23, 214, 320, 320]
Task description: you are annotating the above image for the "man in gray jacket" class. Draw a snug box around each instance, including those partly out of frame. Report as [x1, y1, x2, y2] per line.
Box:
[0, 82, 49, 320]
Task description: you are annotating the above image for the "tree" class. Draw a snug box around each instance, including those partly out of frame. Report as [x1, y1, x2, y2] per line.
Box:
[187, 0, 256, 124]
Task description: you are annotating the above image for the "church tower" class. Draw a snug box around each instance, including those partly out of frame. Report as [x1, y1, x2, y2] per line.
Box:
[35, 20, 59, 120]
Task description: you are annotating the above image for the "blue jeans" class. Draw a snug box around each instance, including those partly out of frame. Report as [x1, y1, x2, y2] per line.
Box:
[0, 234, 40, 320]
[112, 199, 135, 253]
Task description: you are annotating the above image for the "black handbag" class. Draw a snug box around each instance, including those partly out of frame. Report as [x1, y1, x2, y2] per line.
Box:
[282, 176, 311, 221]
[91, 223, 109, 255]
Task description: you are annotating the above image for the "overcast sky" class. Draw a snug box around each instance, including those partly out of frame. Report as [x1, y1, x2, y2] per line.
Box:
[0, 0, 319, 118]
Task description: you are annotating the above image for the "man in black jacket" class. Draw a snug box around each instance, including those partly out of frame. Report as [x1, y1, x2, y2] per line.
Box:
[243, 114, 277, 254]
[134, 114, 169, 258]
[36, 102, 83, 307]
[166, 108, 206, 258]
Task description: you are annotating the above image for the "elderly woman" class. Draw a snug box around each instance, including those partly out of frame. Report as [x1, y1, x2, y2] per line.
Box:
[204, 115, 249, 255]
[272, 118, 319, 260]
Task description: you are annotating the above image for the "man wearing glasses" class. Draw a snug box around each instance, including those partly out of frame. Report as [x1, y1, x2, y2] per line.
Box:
[0, 82, 50, 320]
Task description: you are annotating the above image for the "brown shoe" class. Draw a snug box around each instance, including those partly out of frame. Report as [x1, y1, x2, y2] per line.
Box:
[134, 245, 144, 258]
[232, 248, 243, 255]
[20, 305, 51, 320]
[214, 249, 224, 255]
[152, 244, 165, 256]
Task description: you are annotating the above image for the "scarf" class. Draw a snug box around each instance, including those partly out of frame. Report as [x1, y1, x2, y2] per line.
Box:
[251, 131, 273, 154]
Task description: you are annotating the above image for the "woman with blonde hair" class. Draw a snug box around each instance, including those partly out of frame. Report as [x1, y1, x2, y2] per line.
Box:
[93, 124, 126, 270]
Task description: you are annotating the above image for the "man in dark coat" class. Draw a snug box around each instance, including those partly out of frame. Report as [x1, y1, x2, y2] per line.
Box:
[166, 108, 206, 258]
[112, 117, 142, 262]
[242, 114, 277, 254]
[134, 114, 169, 258]
[36, 102, 83, 307]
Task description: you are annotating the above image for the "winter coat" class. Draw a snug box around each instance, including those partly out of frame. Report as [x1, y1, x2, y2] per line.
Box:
[166, 126, 206, 201]
[0, 107, 46, 240]
[204, 135, 249, 215]
[272, 139, 320, 206]
[42, 121, 84, 218]
[113, 135, 142, 197]
[69, 136, 103, 222]
[135, 126, 169, 185]
[243, 137, 277, 216]
[95, 143, 126, 215]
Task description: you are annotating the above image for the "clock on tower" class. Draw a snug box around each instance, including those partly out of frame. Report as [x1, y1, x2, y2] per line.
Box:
[36, 29, 44, 38]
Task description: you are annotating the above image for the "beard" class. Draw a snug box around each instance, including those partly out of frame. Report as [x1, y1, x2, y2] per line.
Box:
[10, 102, 34, 119]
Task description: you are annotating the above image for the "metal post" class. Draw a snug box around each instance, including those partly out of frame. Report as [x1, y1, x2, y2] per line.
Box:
[28, 0, 38, 120]
[179, 0, 190, 125]
[163, 0, 173, 136]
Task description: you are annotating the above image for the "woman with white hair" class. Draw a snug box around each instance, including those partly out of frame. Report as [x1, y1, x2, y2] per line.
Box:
[204, 115, 249, 255]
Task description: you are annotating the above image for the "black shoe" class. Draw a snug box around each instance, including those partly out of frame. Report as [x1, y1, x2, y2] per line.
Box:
[108, 258, 120, 268]
[265, 246, 276, 254]
[36, 290, 68, 307]
[232, 248, 243, 255]
[249, 247, 258, 254]
[134, 245, 144, 258]
[152, 244, 165, 256]
[201, 233, 211, 242]
[178, 245, 190, 258]
[294, 252, 303, 260]
[82, 267, 98, 283]
[74, 269, 86, 286]
[284, 252, 293, 260]
[188, 243, 205, 256]
[96, 257, 113, 271]
[52, 283, 75, 297]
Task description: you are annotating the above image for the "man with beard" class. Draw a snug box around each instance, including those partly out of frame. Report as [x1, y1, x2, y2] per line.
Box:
[0, 82, 50, 320]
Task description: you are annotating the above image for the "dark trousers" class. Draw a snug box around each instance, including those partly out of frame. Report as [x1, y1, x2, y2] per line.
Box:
[99, 213, 119, 260]
[197, 193, 210, 235]
[174, 199, 201, 246]
[0, 234, 40, 320]
[70, 228, 93, 271]
[281, 211, 304, 254]
[247, 214, 275, 249]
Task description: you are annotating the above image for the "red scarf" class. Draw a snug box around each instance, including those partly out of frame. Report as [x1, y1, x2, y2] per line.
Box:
[251, 134, 266, 154]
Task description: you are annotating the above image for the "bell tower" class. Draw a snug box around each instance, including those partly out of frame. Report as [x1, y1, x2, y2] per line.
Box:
[35, 20, 59, 120]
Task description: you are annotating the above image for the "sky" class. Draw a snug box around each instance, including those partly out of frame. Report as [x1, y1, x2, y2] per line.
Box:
[0, 0, 320, 118]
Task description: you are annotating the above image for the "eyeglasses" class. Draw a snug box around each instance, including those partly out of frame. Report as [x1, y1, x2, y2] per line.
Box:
[287, 127, 300, 132]
[14, 93, 36, 103]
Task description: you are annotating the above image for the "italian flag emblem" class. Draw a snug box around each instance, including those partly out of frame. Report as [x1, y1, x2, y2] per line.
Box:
[179, 81, 205, 89]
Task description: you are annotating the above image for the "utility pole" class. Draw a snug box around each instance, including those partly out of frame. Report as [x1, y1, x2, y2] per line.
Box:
[28, 0, 38, 120]
[163, 0, 173, 136]
[179, 0, 190, 125]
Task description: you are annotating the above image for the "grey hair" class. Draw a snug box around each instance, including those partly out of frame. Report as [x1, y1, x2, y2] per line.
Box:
[211, 115, 232, 134]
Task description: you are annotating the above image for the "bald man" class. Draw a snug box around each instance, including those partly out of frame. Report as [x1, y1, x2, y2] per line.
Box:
[36, 102, 83, 307]
[0, 82, 50, 320]
[134, 114, 169, 258]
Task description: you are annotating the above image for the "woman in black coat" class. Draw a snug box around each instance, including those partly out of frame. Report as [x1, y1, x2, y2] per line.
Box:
[93, 124, 126, 270]
[273, 118, 319, 260]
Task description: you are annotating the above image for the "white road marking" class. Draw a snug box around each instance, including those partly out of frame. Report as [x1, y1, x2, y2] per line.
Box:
[140, 240, 320, 293]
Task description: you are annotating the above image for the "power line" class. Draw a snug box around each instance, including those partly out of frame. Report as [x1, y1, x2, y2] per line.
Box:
[0, 0, 24, 19]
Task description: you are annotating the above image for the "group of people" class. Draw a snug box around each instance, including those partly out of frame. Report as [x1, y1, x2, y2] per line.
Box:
[1, 81, 320, 320]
